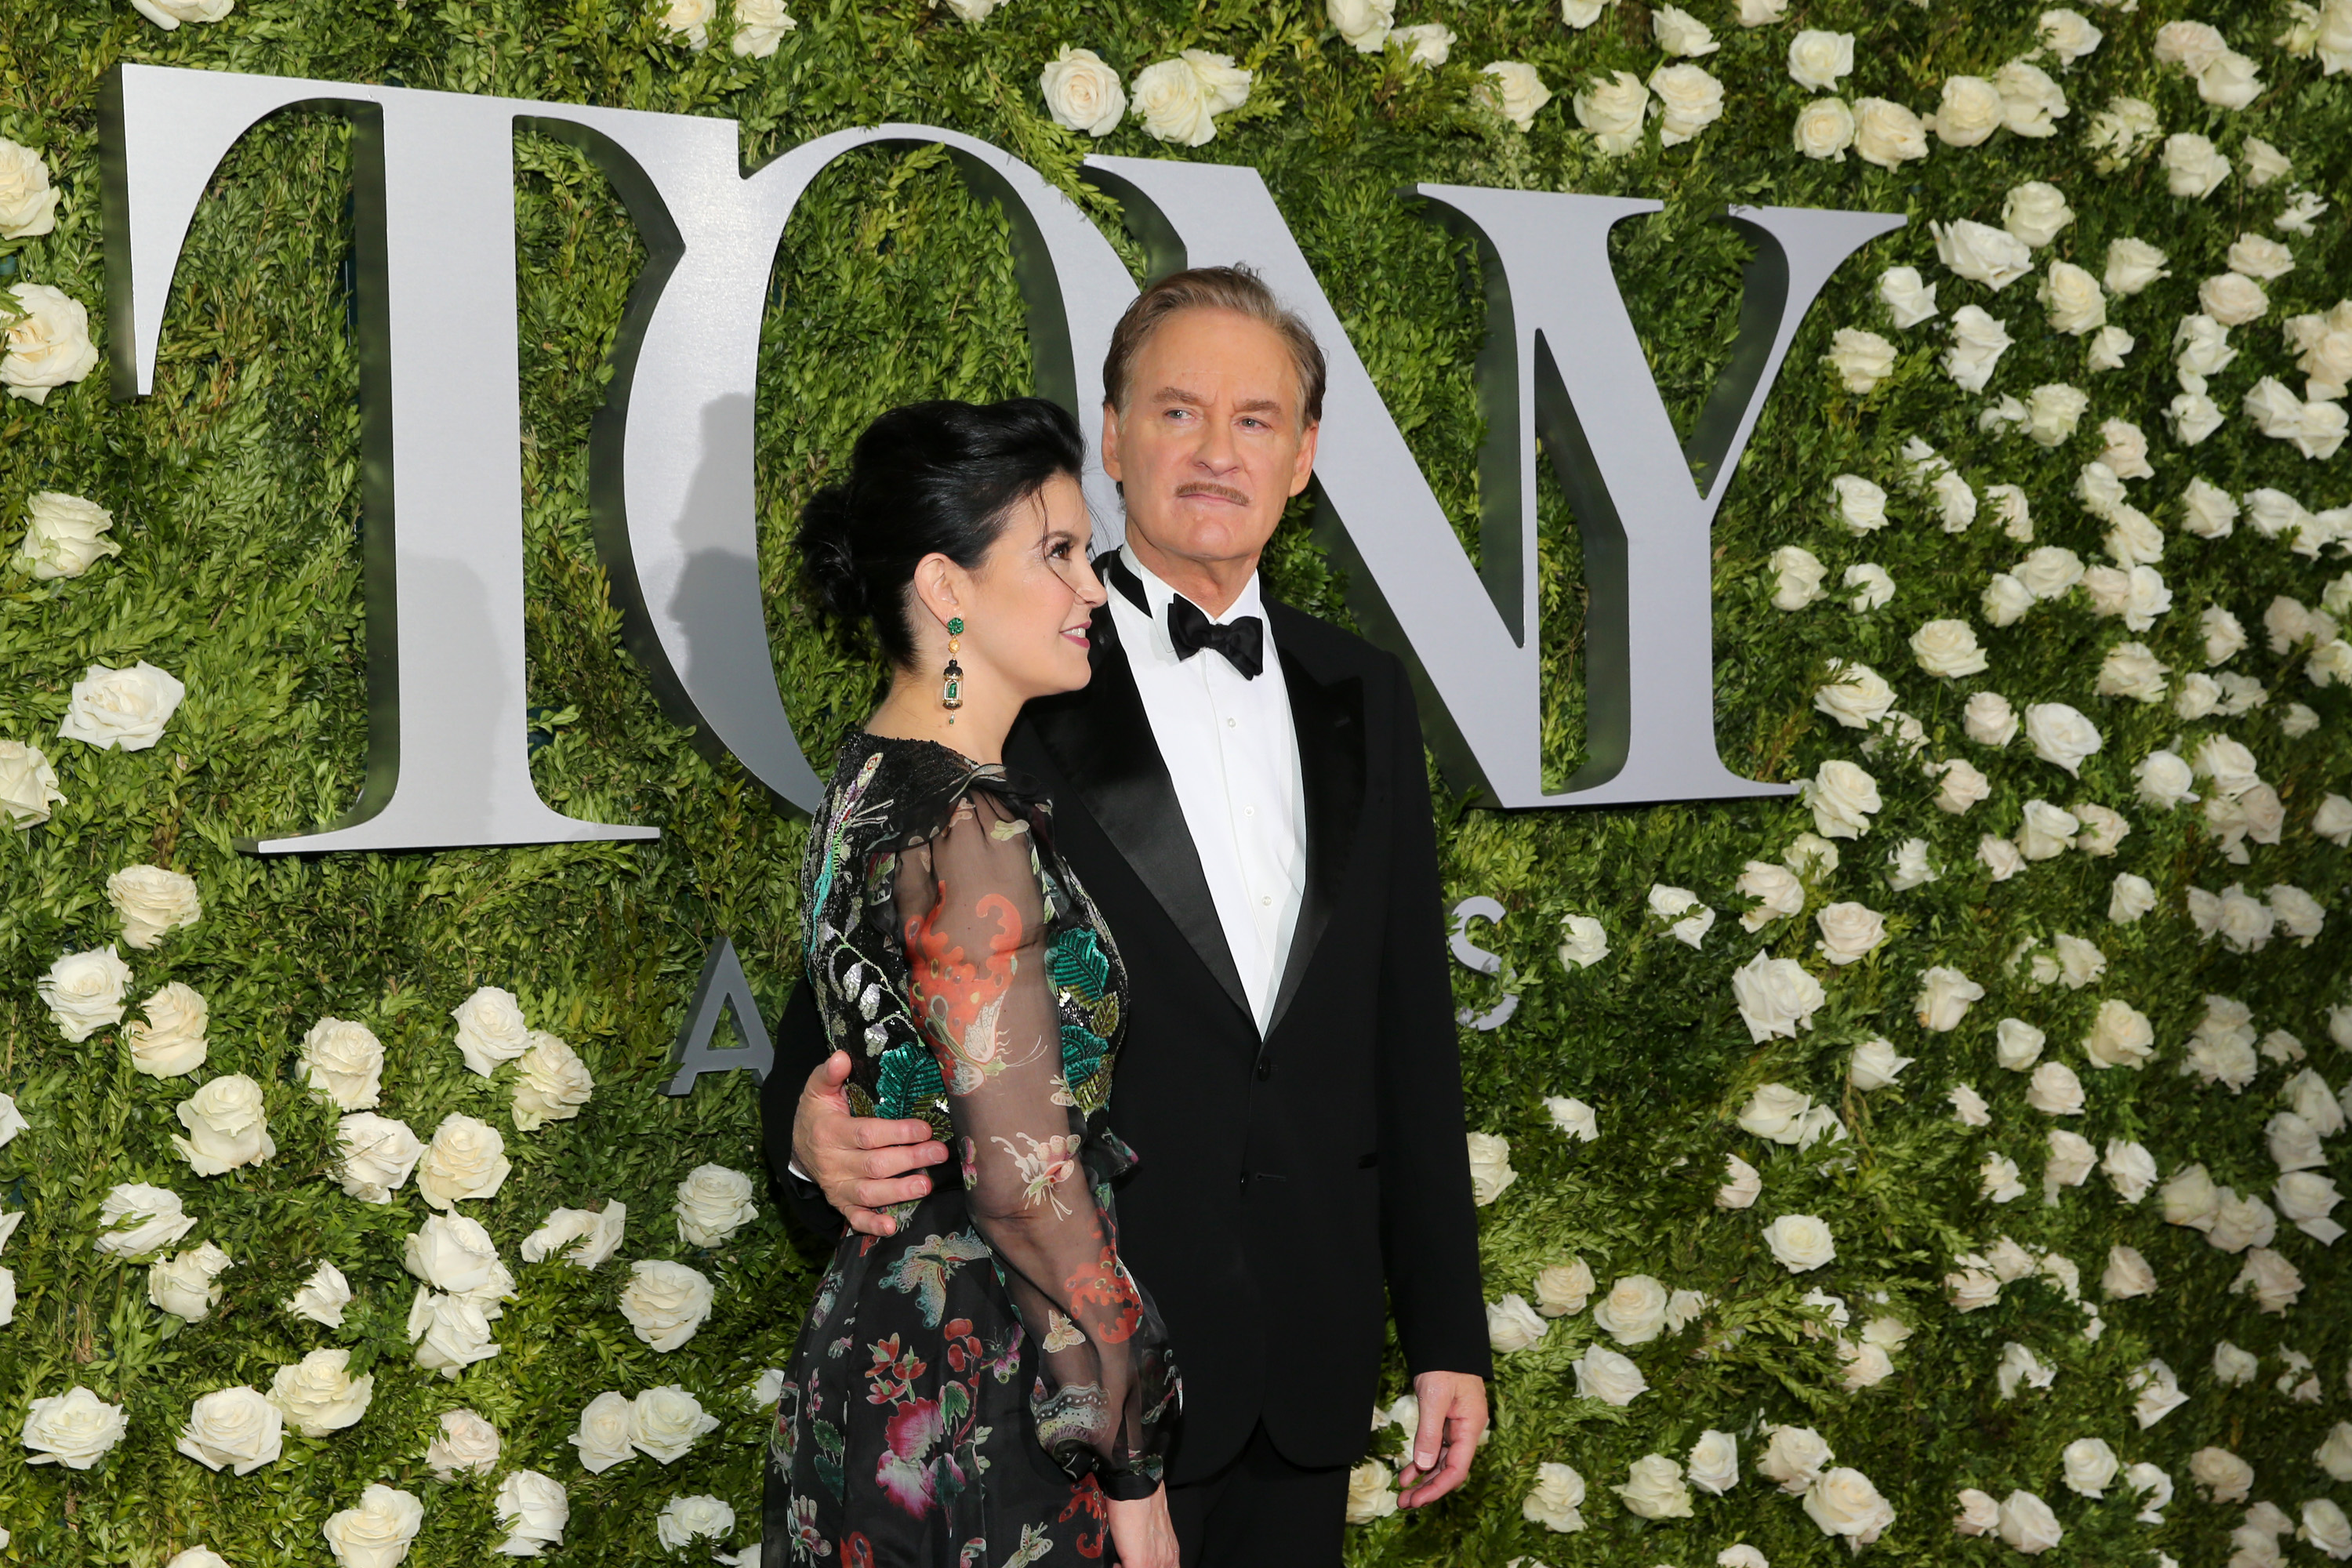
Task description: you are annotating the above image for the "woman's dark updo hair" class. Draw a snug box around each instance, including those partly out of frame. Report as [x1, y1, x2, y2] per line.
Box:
[797, 396, 1087, 666]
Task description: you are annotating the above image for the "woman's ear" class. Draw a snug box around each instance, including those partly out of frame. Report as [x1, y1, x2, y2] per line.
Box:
[909, 550, 964, 631]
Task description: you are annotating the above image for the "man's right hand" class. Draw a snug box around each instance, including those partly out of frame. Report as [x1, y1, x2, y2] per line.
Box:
[791, 1049, 949, 1236]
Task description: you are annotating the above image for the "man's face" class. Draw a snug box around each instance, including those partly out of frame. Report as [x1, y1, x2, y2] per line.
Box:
[1102, 306, 1319, 572]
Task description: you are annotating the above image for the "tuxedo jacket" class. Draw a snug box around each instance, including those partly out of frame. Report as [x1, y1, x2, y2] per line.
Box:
[763, 587, 1491, 1481]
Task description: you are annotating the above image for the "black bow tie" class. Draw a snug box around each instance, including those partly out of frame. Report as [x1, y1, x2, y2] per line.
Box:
[1167, 595, 1264, 679]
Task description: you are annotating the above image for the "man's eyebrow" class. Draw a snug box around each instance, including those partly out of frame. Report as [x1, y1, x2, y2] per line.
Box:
[1145, 384, 1203, 405]
[1232, 397, 1286, 416]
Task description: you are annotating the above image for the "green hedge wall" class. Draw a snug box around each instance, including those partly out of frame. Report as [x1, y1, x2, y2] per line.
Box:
[0, 0, 2347, 1564]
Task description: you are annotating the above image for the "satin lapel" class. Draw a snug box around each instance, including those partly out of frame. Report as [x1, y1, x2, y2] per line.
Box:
[1265, 615, 1367, 1040]
[1025, 604, 1254, 1025]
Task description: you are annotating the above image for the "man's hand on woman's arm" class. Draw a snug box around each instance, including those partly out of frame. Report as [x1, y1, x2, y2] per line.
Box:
[1396, 1370, 1487, 1508]
[790, 1050, 949, 1237]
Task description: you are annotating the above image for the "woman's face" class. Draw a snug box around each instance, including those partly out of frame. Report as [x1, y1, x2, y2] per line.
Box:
[956, 473, 1105, 702]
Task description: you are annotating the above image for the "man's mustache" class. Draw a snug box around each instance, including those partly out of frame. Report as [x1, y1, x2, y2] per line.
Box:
[1174, 481, 1250, 504]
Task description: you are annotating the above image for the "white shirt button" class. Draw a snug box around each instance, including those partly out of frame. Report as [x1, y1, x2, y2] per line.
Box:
[1226, 717, 1237, 728]
[1244, 806, 1256, 817]
[1261, 895, 1272, 906]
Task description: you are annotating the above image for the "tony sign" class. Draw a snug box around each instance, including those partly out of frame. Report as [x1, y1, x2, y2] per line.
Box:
[102, 62, 1900, 854]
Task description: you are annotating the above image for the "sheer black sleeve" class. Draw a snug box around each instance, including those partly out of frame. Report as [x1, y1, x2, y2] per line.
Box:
[893, 786, 1174, 1494]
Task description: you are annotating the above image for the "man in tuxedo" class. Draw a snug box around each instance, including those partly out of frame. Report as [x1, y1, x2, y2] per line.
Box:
[764, 265, 1490, 1564]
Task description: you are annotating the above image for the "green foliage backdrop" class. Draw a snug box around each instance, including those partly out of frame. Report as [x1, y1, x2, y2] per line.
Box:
[0, 0, 2347, 1563]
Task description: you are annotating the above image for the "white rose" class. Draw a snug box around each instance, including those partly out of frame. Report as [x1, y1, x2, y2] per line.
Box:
[2242, 135, 2292, 186]
[1650, 63, 1723, 144]
[2190, 1446, 2255, 1502]
[619, 1258, 714, 1352]
[336, 1112, 423, 1204]
[1592, 1274, 1669, 1345]
[1784, 833, 1839, 880]
[38, 944, 132, 1042]
[1648, 884, 1714, 949]
[172, 1074, 275, 1176]
[2316, 793, 2352, 845]
[2228, 232, 2294, 281]
[1770, 543, 1828, 610]
[176, 1385, 281, 1477]
[2154, 20, 2228, 74]
[1040, 48, 1126, 135]
[2081, 1000, 2153, 1069]
[1715, 1152, 1763, 1210]
[1388, 24, 1454, 67]
[2087, 325, 2133, 371]
[1911, 618, 1987, 677]
[2176, 313, 2238, 380]
[2201, 271, 2267, 328]
[12, 492, 119, 580]
[1852, 98, 1929, 169]
[2058, 1436, 2118, 1497]
[299, 1018, 383, 1110]
[2038, 8, 2102, 60]
[129, 0, 233, 26]
[494, 1468, 569, 1555]
[1730, 953, 1826, 1044]
[404, 1212, 517, 1312]
[1994, 1017, 2045, 1071]
[1929, 758, 1986, 815]
[2233, 1247, 2301, 1313]
[2302, 1502, 2352, 1561]
[1652, 4, 1717, 56]
[1934, 224, 2032, 299]
[1616, 1454, 1694, 1519]
[523, 1200, 628, 1268]
[2097, 417, 2152, 480]
[1931, 75, 2004, 147]
[267, 1348, 375, 1438]
[2195, 49, 2263, 108]
[1979, 834, 2026, 881]
[2096, 239, 2169, 302]
[1793, 97, 1857, 161]
[1995, 59, 2068, 136]
[0, 139, 59, 240]
[2270, 1110, 2325, 1172]
[2180, 476, 2238, 539]
[2103, 1243, 2156, 1298]
[728, 0, 793, 57]
[512, 1029, 593, 1131]
[653, 1496, 734, 1552]
[21, 1385, 129, 1469]
[1557, 913, 1610, 968]
[1347, 1457, 1399, 1523]
[1887, 836, 1937, 889]
[1806, 1467, 1896, 1545]
[2276, 1171, 2342, 1241]
[1914, 966, 1985, 1033]
[2024, 702, 2100, 775]
[1813, 662, 1893, 729]
[657, 0, 712, 47]
[1964, 691, 2017, 746]
[627, 1385, 720, 1465]
[2003, 181, 2073, 248]
[1689, 1429, 1739, 1494]
[1327, 0, 1393, 52]
[451, 985, 529, 1076]
[2022, 384, 2087, 447]
[1130, 58, 1215, 147]
[0, 738, 64, 826]
[1787, 29, 1853, 90]
[1849, 1038, 1912, 1091]
[1846, 563, 1895, 612]
[2085, 96, 2158, 171]
[417, 1113, 512, 1210]
[1465, 1131, 1516, 1205]
[2027, 1061, 2085, 1115]
[1878, 266, 1938, 328]
[1523, 1461, 1586, 1531]
[1764, 1214, 1836, 1272]
[321, 1484, 423, 1568]
[1571, 1345, 1647, 1406]
[1997, 1489, 2063, 1553]
[1812, 902, 1885, 966]
[1737, 1083, 1811, 1143]
[1946, 1255, 2000, 1304]
[2096, 641, 2168, 702]
[674, 1163, 758, 1247]
[406, 1286, 500, 1377]
[1544, 1094, 1599, 1142]
[125, 982, 209, 1078]
[148, 1240, 233, 1322]
[1534, 1257, 1595, 1316]
[57, 660, 186, 751]
[286, 1261, 353, 1327]
[1735, 0, 1785, 20]
[2, 283, 101, 404]
[2038, 261, 2105, 336]
[2318, 1421, 2352, 1483]
[570, 1391, 636, 1473]
[1572, 70, 1646, 153]
[2162, 132, 2231, 198]
[93, 1181, 197, 1258]
[2161, 1163, 2221, 1229]
[1757, 1425, 1833, 1494]
[1479, 61, 1554, 133]
[1955, 1487, 2000, 1535]
[1486, 1291, 1548, 1353]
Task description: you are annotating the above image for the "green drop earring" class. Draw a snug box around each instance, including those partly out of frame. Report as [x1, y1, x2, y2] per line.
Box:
[941, 617, 965, 721]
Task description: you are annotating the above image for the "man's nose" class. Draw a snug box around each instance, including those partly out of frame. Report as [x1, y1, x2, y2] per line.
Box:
[1192, 414, 1240, 471]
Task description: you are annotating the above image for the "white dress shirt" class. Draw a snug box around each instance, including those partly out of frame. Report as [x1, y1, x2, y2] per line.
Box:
[1107, 543, 1308, 1036]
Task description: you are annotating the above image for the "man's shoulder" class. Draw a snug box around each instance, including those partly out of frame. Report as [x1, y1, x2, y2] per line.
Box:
[1266, 597, 1406, 688]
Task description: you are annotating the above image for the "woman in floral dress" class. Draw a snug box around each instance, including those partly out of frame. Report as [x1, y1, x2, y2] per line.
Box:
[764, 397, 1178, 1567]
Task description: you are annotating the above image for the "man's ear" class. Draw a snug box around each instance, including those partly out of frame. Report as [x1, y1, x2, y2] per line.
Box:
[1100, 401, 1124, 483]
[1287, 419, 1320, 498]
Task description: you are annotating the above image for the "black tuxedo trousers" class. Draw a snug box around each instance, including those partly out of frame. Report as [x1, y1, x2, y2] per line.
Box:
[764, 597, 1490, 1483]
